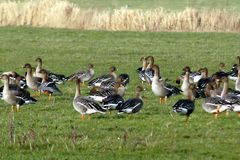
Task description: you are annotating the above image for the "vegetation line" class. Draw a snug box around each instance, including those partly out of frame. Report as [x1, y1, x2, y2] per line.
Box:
[0, 0, 240, 32]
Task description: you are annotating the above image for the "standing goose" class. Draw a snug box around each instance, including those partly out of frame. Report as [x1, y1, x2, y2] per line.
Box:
[67, 64, 95, 86]
[23, 63, 42, 94]
[202, 81, 231, 118]
[137, 57, 148, 85]
[117, 86, 144, 114]
[181, 71, 190, 97]
[144, 56, 155, 86]
[73, 78, 106, 120]
[151, 65, 181, 104]
[172, 84, 195, 122]
[235, 65, 240, 91]
[38, 69, 62, 100]
[228, 56, 240, 81]
[88, 66, 117, 87]
[0, 75, 36, 112]
[196, 67, 212, 98]
[218, 76, 240, 117]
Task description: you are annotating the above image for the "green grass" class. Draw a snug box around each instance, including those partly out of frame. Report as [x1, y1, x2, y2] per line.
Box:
[67, 0, 240, 10]
[0, 27, 240, 159]
[1, 0, 240, 10]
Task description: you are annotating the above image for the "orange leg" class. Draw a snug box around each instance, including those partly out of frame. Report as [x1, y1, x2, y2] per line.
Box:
[226, 111, 230, 117]
[164, 96, 167, 104]
[81, 114, 85, 120]
[159, 97, 162, 104]
[48, 94, 52, 101]
[237, 112, 240, 118]
[88, 114, 91, 120]
[214, 113, 219, 119]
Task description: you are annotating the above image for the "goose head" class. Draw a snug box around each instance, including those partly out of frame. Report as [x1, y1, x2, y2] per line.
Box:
[35, 57, 42, 64]
[146, 56, 154, 69]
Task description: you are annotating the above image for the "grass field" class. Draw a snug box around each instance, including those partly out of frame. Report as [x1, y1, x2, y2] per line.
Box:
[70, 0, 240, 10]
[0, 27, 240, 159]
[3, 0, 239, 10]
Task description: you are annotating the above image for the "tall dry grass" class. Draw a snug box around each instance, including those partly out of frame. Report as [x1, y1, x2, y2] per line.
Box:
[0, 0, 240, 32]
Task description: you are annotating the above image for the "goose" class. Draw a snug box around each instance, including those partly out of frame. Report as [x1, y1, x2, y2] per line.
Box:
[183, 66, 201, 83]
[73, 78, 106, 120]
[38, 69, 62, 100]
[89, 78, 125, 102]
[88, 66, 117, 87]
[67, 64, 94, 86]
[144, 56, 155, 85]
[1, 71, 27, 89]
[181, 71, 190, 97]
[118, 73, 130, 87]
[172, 84, 195, 122]
[0, 75, 36, 112]
[202, 81, 231, 118]
[235, 65, 240, 91]
[23, 63, 42, 94]
[196, 67, 212, 98]
[151, 64, 181, 104]
[217, 76, 240, 117]
[137, 57, 148, 85]
[35, 57, 67, 84]
[102, 94, 124, 111]
[117, 86, 144, 114]
[228, 56, 240, 81]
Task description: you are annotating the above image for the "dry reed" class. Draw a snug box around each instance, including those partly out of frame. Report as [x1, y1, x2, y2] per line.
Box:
[0, 0, 240, 32]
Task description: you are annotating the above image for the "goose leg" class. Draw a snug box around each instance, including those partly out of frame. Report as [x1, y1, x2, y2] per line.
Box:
[159, 98, 162, 104]
[164, 96, 167, 104]
[11, 105, 15, 112]
[80, 81, 85, 87]
[48, 94, 52, 101]
[81, 114, 85, 120]
[16, 105, 20, 112]
[214, 113, 219, 119]
[226, 111, 230, 117]
[238, 112, 240, 118]
[88, 114, 91, 120]
[185, 115, 189, 122]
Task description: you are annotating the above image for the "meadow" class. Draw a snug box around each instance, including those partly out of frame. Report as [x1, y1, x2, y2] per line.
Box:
[0, 27, 240, 159]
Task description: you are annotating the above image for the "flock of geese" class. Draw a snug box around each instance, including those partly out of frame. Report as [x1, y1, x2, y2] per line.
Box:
[1, 56, 240, 122]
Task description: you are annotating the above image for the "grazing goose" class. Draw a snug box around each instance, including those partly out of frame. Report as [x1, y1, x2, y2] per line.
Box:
[89, 78, 125, 102]
[38, 69, 62, 100]
[35, 57, 67, 84]
[23, 63, 42, 94]
[67, 64, 94, 86]
[151, 65, 181, 104]
[0, 75, 36, 112]
[73, 78, 106, 120]
[117, 86, 144, 114]
[202, 81, 231, 118]
[102, 94, 124, 111]
[118, 73, 130, 87]
[88, 66, 117, 87]
[172, 84, 195, 122]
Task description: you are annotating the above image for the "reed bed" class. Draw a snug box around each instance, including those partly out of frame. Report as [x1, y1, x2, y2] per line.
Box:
[0, 0, 240, 32]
